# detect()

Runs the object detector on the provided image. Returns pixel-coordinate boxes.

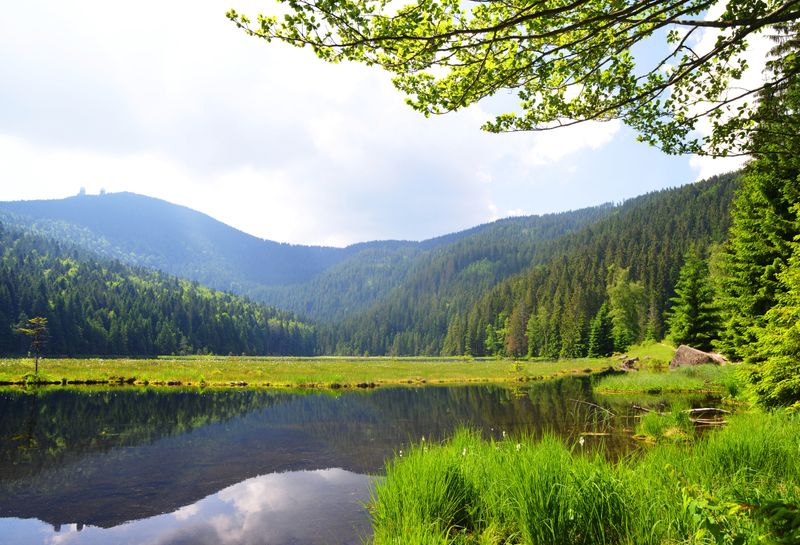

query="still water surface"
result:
[0,379,715,544]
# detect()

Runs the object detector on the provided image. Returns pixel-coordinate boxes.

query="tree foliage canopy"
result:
[228,0,800,156]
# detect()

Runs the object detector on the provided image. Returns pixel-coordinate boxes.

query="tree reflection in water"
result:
[0,379,714,544]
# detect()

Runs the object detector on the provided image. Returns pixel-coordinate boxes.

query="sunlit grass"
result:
[0,356,610,389]
[594,364,744,395]
[370,412,800,544]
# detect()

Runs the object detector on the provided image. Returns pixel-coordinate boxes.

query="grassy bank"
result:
[370,412,800,545]
[0,356,611,389]
[594,363,745,396]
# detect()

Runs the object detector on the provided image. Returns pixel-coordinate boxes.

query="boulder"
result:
[670,345,725,368]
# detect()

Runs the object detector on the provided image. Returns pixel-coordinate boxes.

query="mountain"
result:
[0,192,615,323]
[319,173,740,356]
[260,207,615,322]
[0,174,740,358]
[0,192,352,291]
[0,224,315,356]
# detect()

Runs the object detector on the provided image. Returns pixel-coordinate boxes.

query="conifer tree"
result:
[607,266,645,352]
[666,251,721,351]
[587,303,614,358]
[717,24,800,363]
[505,303,529,359]
[526,309,544,358]
[750,225,800,407]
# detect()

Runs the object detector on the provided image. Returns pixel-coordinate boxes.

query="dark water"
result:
[0,379,716,544]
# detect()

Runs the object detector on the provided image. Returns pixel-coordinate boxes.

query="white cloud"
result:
[689,154,748,181]
[523,121,622,166]
[0,0,689,246]
[172,503,200,522]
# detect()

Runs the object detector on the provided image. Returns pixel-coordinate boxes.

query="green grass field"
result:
[369,412,800,545]
[594,363,745,396]
[0,355,612,389]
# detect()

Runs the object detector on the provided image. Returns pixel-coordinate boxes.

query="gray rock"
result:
[670,345,726,368]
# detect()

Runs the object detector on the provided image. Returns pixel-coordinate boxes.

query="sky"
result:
[0,1,758,247]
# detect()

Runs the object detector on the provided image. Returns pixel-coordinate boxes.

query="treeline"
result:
[318,175,738,356]
[0,225,315,356]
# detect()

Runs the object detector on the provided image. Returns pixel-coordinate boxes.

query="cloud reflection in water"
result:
[11,468,372,545]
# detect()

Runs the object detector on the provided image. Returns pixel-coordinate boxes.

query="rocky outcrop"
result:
[670,345,727,368]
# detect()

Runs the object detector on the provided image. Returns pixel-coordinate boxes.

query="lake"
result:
[0,379,717,544]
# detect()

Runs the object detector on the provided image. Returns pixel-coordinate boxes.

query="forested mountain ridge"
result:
[0,192,615,324]
[1,175,739,358]
[0,192,352,292]
[263,206,616,322]
[0,223,315,356]
[319,174,740,356]
[450,174,740,358]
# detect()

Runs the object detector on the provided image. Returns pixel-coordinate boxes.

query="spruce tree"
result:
[587,303,614,358]
[607,266,645,352]
[717,24,800,363]
[751,227,800,407]
[743,24,800,405]
[665,251,720,351]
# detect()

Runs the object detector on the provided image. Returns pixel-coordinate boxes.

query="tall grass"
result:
[594,364,744,395]
[371,431,631,545]
[369,412,800,545]
[634,402,694,442]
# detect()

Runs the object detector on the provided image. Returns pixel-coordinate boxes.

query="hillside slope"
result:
[262,206,614,322]
[0,223,314,356]
[0,192,348,291]
[0,192,614,324]
[321,174,740,356]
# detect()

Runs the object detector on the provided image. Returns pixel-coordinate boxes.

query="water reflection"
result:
[3,468,371,545]
[0,380,719,544]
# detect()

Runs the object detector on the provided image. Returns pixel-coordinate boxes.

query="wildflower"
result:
[516,443,521,451]
[578,436,585,447]
[399,449,403,457]
[462,448,466,457]
[502,430,507,439]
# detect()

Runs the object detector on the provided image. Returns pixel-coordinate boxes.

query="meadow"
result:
[0,355,612,389]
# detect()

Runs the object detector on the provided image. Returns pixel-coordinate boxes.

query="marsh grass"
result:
[371,431,629,545]
[370,412,800,545]
[594,364,744,395]
[634,402,694,442]
[0,356,609,389]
